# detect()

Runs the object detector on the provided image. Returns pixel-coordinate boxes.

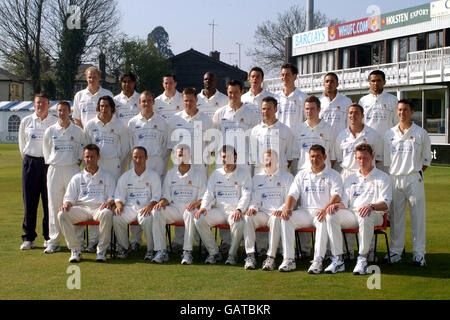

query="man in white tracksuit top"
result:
[326,143,392,275]
[279,144,343,273]
[197,72,228,119]
[43,101,85,254]
[243,149,294,271]
[194,145,252,265]
[58,144,115,263]
[383,99,431,266]
[151,145,207,265]
[113,146,161,261]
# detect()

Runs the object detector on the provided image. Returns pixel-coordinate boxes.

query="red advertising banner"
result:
[329,16,380,41]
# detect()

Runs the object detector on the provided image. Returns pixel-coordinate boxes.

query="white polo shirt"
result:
[43,122,85,166]
[114,168,161,208]
[128,112,169,158]
[197,90,228,119]
[19,113,58,158]
[72,87,114,127]
[114,91,141,125]
[162,166,207,207]
[358,91,399,137]
[84,116,129,161]
[319,92,352,136]
[275,88,308,132]
[64,168,116,206]
[200,167,252,213]
[383,123,431,176]
[242,88,276,106]
[288,166,343,210]
[334,125,383,171]
[249,170,294,213]
[250,120,294,172]
[293,120,335,171]
[154,91,184,121]
[342,167,392,211]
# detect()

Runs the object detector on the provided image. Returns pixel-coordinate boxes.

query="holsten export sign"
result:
[329,16,380,41]
[292,27,328,49]
[381,3,430,30]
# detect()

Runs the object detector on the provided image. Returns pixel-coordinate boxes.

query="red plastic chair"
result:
[75,220,114,258]
[295,227,316,258]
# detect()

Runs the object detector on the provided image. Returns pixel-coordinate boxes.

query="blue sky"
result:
[117,0,429,74]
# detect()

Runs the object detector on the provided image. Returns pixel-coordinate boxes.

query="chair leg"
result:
[166,225,173,253]
[373,232,379,262]
[110,226,115,259]
[296,231,302,259]
[343,232,350,260]
[384,232,391,264]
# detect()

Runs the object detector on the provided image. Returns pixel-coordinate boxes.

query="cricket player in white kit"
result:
[318,72,352,138]
[279,144,343,273]
[383,99,431,266]
[154,74,184,122]
[326,144,392,275]
[151,145,207,265]
[243,149,294,271]
[128,91,169,177]
[113,147,161,261]
[197,72,228,119]
[43,101,85,254]
[194,145,252,265]
[72,66,113,129]
[358,70,398,172]
[334,103,383,180]
[58,144,115,262]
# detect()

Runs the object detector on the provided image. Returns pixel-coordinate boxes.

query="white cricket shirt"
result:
[154,91,184,121]
[114,91,141,125]
[19,113,58,158]
[383,123,431,176]
[342,167,392,211]
[249,170,294,213]
[358,91,398,137]
[288,166,343,210]
[197,90,228,119]
[128,112,169,157]
[334,125,382,171]
[319,92,352,136]
[275,88,308,132]
[72,86,114,127]
[293,120,335,171]
[114,168,161,208]
[43,122,85,166]
[162,166,207,207]
[200,167,252,213]
[64,168,116,206]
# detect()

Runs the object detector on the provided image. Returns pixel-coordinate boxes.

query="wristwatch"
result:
[369,203,375,210]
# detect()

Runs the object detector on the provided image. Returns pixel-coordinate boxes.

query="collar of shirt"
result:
[176,166,193,179]
[83,86,105,97]
[219,167,238,179]
[305,119,325,130]
[161,91,181,103]
[54,121,73,132]
[94,115,113,127]
[138,112,157,123]
[356,167,377,180]
[83,168,102,180]
[199,90,219,101]
[180,110,201,121]
[394,122,416,138]
[265,169,281,180]
[306,166,328,178]
[119,91,139,103]
[32,112,51,122]
[320,92,341,104]
[261,120,280,129]
[131,168,149,181]
[280,88,301,99]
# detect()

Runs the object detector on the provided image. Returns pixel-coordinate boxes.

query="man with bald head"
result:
[197,72,228,119]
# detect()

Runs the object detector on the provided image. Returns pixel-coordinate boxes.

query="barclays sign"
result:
[292,27,328,49]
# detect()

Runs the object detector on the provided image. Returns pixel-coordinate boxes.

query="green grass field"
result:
[0,143,449,300]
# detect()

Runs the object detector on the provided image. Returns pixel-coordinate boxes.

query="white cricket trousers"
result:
[327,209,383,256]
[47,164,80,247]
[112,205,153,252]
[58,205,112,253]
[390,172,426,257]
[244,211,281,258]
[194,208,244,256]
[280,208,328,260]
[152,204,196,252]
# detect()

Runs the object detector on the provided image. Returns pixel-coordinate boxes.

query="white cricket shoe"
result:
[413,255,426,267]
[96,251,107,262]
[144,251,154,261]
[20,241,35,250]
[262,256,276,271]
[353,256,368,275]
[44,245,61,254]
[69,250,81,263]
[152,250,169,264]
[308,257,324,274]
[383,252,402,264]
[225,254,237,265]
[181,251,193,265]
[278,258,296,272]
[325,256,345,274]
[204,252,222,264]
[244,254,256,270]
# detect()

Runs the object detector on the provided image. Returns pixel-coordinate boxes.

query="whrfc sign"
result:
[381,3,431,30]
[328,16,380,41]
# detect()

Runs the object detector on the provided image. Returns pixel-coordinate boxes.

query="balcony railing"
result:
[263,47,450,94]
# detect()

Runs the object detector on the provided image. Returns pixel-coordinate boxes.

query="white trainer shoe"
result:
[44,245,61,254]
[225,254,237,265]
[262,256,276,271]
[144,251,154,261]
[413,255,426,267]
[205,253,222,264]
[69,250,82,263]
[308,257,324,274]
[20,241,35,250]
[116,247,128,259]
[96,251,107,262]
[382,252,402,264]
[325,256,345,274]
[83,242,97,253]
[152,250,169,264]
[43,240,50,248]
[278,258,296,272]
[353,256,368,275]
[244,254,256,270]
[181,251,193,265]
